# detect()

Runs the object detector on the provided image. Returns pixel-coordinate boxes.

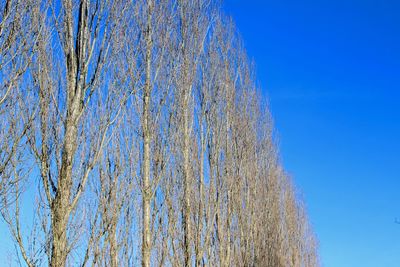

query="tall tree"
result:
[1,0,127,265]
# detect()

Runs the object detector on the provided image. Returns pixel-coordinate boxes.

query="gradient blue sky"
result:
[224,0,400,266]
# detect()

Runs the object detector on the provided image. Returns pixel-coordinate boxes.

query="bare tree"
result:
[0,1,320,266]
[172,1,214,265]
[1,0,128,266]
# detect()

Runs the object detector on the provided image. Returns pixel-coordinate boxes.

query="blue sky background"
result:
[224,0,400,266]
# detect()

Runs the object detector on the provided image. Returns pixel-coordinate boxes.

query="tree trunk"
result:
[50,110,78,266]
[110,219,118,267]
[183,89,192,266]
[142,1,153,266]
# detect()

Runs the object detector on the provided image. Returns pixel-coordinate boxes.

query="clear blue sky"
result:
[224,0,400,266]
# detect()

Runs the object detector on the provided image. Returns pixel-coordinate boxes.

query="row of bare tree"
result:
[0,0,319,266]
